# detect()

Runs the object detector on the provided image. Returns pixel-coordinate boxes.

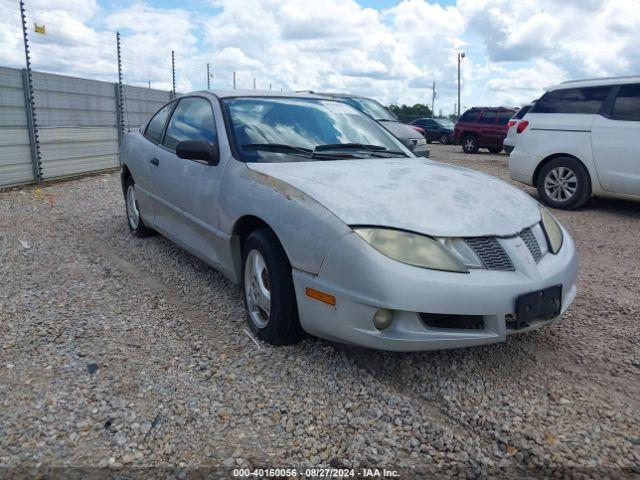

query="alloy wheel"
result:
[244,249,271,329]
[544,166,578,202]
[126,185,140,229]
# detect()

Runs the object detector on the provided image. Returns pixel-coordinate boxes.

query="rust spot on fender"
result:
[245,168,308,203]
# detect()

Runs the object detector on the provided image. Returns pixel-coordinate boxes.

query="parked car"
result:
[454,107,517,154]
[120,90,578,351]
[410,118,455,144]
[308,92,430,157]
[509,76,640,209]
[503,104,533,154]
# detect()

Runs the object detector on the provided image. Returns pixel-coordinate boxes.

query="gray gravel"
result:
[1,144,639,478]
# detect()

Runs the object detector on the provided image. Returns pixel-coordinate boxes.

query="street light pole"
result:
[457,52,465,118]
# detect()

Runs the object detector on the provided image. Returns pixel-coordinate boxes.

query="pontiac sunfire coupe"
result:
[120,91,579,351]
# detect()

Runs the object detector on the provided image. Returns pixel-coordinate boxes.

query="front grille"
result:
[420,313,485,330]
[520,227,543,263]
[465,237,515,271]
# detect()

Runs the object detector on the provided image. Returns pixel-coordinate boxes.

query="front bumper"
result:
[292,228,579,352]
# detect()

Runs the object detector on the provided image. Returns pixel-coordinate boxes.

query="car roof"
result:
[192,89,328,100]
[546,75,640,91]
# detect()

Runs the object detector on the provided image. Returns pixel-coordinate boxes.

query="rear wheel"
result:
[537,157,591,210]
[242,229,303,345]
[488,146,502,154]
[462,135,479,154]
[124,177,154,237]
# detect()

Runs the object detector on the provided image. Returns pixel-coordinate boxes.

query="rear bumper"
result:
[508,147,537,186]
[292,229,579,352]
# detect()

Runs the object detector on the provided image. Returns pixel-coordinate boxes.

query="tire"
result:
[488,146,502,154]
[461,134,479,154]
[440,134,449,145]
[242,228,303,345]
[124,177,155,237]
[536,157,591,210]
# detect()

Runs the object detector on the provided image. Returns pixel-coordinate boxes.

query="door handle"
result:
[150,157,159,166]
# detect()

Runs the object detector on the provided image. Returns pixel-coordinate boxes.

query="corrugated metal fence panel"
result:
[123,85,171,131]
[32,71,117,127]
[39,127,119,179]
[0,67,34,188]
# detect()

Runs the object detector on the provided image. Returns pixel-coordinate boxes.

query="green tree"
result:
[387,103,433,123]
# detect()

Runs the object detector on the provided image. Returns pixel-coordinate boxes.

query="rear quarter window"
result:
[498,110,515,125]
[611,84,640,121]
[458,110,478,122]
[532,86,611,114]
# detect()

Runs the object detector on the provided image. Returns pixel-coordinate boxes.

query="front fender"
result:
[219,159,352,278]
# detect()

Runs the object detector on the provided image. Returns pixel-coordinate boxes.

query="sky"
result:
[1,0,639,115]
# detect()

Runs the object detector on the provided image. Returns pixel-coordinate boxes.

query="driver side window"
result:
[163,97,217,151]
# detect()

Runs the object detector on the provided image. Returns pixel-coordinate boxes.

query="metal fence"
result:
[0,66,172,189]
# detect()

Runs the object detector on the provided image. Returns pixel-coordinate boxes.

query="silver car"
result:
[120,91,579,351]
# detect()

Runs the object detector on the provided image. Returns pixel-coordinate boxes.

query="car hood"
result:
[378,120,423,141]
[248,158,541,238]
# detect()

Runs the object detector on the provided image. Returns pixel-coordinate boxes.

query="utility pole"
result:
[253,77,256,90]
[457,52,465,118]
[207,63,211,89]
[171,50,176,98]
[233,71,236,89]
[431,80,436,118]
[269,83,272,91]
[20,0,42,182]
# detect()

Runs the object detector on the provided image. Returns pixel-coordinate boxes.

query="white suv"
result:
[509,76,640,209]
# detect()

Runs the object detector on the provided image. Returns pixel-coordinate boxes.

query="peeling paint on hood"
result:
[248,158,541,238]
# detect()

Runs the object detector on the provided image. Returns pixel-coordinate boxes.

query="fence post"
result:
[20,0,42,182]
[171,50,176,99]
[115,32,125,147]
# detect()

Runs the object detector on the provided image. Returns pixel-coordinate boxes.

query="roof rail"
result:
[560,75,640,84]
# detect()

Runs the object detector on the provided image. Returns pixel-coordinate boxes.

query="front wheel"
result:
[462,135,479,154]
[440,134,450,145]
[242,229,304,345]
[537,157,591,210]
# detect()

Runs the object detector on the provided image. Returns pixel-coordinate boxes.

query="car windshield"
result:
[338,96,397,121]
[435,119,454,128]
[224,97,409,162]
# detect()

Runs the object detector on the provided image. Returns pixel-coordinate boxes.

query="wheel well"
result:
[233,215,272,251]
[532,153,586,186]
[231,215,291,284]
[120,164,132,195]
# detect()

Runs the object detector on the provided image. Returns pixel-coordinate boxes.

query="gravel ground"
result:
[1,144,639,478]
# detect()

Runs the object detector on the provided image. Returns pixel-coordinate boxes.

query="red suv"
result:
[454,107,517,154]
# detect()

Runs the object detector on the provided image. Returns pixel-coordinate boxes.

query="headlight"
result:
[416,138,427,146]
[540,207,563,254]
[354,228,468,273]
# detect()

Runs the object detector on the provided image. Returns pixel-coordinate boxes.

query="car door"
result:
[477,109,501,146]
[136,101,176,221]
[150,96,227,266]
[591,84,640,196]
[422,119,439,141]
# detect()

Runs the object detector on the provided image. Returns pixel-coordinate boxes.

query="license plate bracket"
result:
[515,285,562,329]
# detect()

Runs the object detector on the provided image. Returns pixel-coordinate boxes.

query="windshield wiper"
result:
[314,143,408,157]
[240,143,313,157]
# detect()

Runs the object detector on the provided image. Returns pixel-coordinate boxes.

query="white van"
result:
[509,76,640,209]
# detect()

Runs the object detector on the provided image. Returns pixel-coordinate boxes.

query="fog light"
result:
[373,308,393,330]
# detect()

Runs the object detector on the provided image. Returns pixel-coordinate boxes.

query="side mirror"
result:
[176,139,219,166]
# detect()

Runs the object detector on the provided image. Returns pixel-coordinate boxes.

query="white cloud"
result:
[0,0,638,114]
